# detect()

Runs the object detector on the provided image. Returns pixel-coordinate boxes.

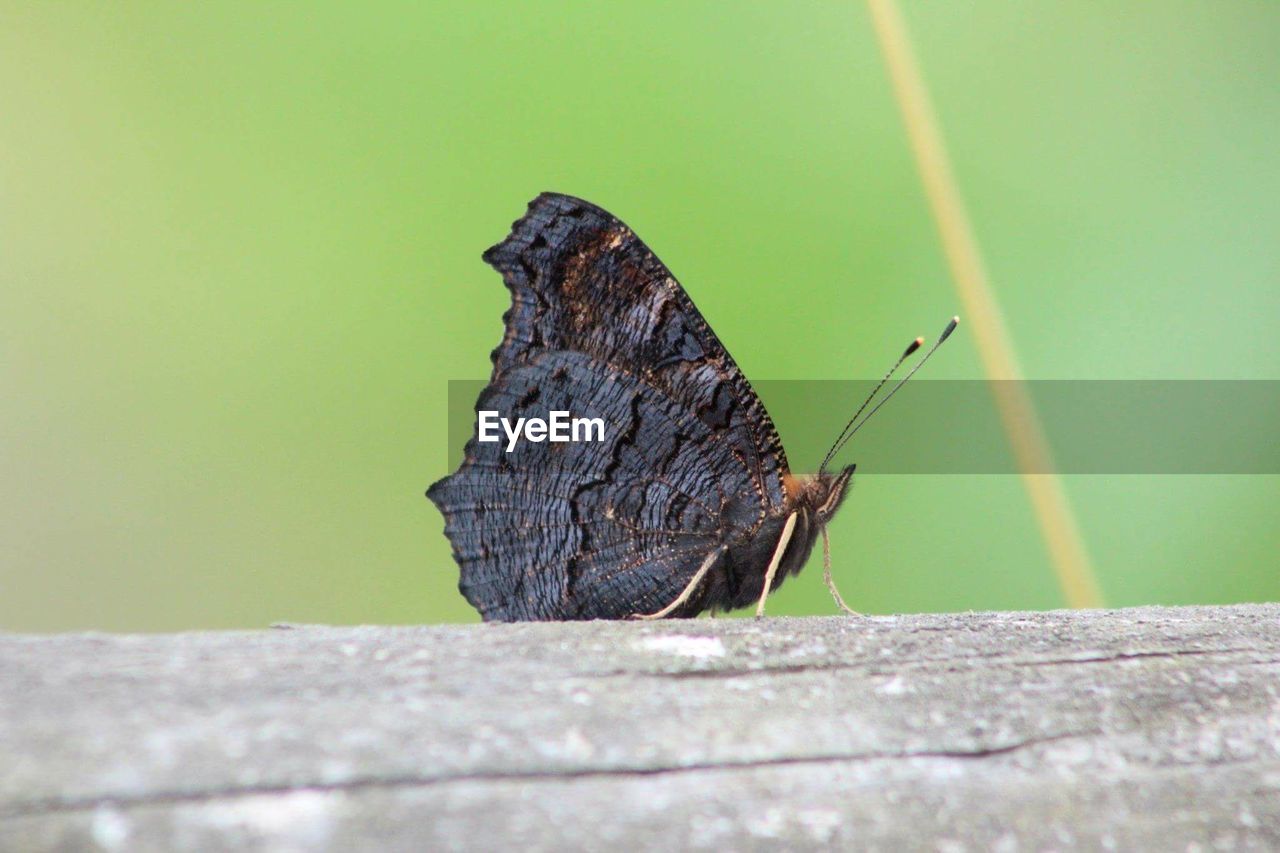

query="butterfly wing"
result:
[429,193,788,620]
[483,193,788,488]
[432,351,767,620]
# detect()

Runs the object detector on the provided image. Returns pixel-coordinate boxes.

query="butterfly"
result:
[427,193,955,621]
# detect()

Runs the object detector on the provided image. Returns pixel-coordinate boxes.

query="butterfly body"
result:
[428,193,856,622]
[707,467,855,614]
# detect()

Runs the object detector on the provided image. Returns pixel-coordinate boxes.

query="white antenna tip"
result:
[938,316,959,343]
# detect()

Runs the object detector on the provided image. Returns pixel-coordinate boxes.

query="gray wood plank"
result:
[2,605,1278,850]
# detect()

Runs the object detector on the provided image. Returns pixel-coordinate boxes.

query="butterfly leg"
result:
[754,512,798,618]
[632,544,729,620]
[821,526,861,616]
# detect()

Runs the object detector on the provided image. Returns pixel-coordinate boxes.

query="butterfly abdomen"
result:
[717,510,819,611]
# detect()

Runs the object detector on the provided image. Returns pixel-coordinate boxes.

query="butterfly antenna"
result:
[819,335,923,473]
[822,316,959,469]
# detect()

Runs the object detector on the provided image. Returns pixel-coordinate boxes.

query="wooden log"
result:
[2,605,1278,850]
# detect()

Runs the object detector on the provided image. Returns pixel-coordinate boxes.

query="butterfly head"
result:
[785,464,856,526]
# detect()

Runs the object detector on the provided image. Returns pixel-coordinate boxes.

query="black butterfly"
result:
[428,193,955,621]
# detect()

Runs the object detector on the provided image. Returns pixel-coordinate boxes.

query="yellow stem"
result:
[865,0,1105,608]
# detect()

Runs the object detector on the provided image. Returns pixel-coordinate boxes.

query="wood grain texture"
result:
[3,605,1279,850]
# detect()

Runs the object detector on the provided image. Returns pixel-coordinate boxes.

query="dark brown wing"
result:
[430,350,765,620]
[429,193,788,620]
[482,193,788,490]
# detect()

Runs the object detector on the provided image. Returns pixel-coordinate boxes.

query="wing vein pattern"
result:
[429,193,787,620]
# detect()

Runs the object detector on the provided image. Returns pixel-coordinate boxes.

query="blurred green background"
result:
[2,2,1277,632]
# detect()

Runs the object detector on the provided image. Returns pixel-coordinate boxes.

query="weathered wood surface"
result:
[2,605,1279,851]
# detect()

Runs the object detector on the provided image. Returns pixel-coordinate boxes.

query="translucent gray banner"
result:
[443,380,1280,474]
